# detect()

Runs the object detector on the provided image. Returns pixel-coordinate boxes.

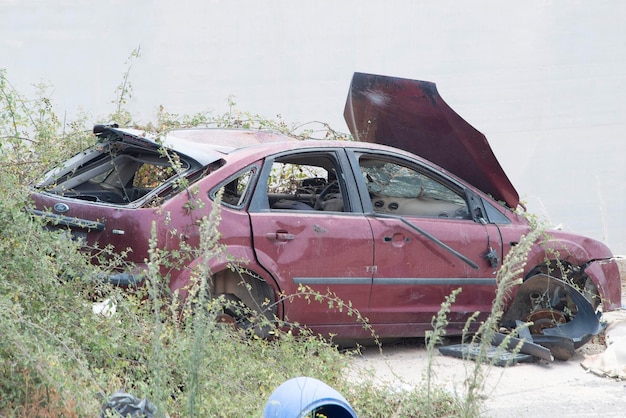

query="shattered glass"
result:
[362,162,424,198]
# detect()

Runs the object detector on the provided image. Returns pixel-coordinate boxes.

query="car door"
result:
[349,150,503,335]
[248,149,375,333]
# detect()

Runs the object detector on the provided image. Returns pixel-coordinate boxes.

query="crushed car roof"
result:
[343,72,520,208]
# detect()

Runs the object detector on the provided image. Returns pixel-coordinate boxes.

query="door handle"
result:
[265,231,295,242]
[383,233,410,246]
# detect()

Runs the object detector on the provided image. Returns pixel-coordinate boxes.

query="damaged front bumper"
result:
[584,257,623,311]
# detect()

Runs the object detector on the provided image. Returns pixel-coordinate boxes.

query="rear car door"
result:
[248,149,375,335]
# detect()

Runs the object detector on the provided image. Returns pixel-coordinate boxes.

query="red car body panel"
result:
[367,216,500,326]
[250,211,374,325]
[585,259,622,311]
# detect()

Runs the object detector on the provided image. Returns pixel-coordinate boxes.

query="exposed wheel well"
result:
[212,269,278,323]
[525,259,600,309]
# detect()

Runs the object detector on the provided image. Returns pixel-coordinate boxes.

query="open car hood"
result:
[344,72,519,208]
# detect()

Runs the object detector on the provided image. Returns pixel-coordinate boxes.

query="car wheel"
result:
[215,293,253,329]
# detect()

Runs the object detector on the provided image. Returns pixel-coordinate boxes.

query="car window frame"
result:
[37,141,205,208]
[482,198,512,225]
[209,163,261,210]
[248,148,362,214]
[346,148,475,221]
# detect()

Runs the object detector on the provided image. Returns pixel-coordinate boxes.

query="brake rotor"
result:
[527,309,567,335]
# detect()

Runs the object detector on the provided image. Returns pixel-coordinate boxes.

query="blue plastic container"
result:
[263,376,358,418]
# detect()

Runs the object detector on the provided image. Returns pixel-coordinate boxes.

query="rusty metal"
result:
[216,314,238,327]
[527,309,567,335]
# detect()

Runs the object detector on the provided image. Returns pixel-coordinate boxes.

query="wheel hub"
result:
[527,309,567,335]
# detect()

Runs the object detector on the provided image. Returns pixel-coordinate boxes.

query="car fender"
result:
[522,235,621,310]
[525,236,592,270]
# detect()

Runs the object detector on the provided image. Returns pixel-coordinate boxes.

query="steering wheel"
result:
[313,182,340,210]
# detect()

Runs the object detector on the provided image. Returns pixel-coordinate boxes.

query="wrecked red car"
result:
[30,73,622,355]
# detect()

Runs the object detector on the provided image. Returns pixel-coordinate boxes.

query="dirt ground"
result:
[347,259,626,417]
[349,338,625,417]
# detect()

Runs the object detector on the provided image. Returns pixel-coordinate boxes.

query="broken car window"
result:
[359,157,470,219]
[218,167,257,208]
[38,143,191,205]
[265,154,346,212]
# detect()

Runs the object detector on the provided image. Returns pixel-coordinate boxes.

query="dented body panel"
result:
[366,216,499,327]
